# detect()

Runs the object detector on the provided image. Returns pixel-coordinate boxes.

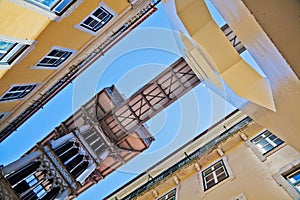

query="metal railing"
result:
[121,117,252,200]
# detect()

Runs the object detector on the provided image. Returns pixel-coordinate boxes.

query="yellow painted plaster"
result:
[0,0,50,40]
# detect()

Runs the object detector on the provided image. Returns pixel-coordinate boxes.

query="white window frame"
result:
[202,159,229,191]
[75,2,116,35]
[0,35,33,69]
[31,46,75,70]
[246,129,285,162]
[8,0,83,21]
[0,83,39,102]
[273,158,300,199]
[25,0,75,15]
[156,187,177,200]
[286,169,300,193]
[199,157,234,196]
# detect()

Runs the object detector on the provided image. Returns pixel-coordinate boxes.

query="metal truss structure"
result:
[101,58,200,142]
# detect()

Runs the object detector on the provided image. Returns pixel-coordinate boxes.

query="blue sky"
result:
[0,1,266,199]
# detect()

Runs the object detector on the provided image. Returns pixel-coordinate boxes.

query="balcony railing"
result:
[121,116,253,200]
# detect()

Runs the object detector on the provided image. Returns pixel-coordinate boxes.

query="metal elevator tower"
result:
[0,58,200,200]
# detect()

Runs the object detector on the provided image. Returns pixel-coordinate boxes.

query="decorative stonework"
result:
[44,150,75,188]
[0,170,20,200]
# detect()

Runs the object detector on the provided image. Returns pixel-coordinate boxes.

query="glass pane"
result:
[103,14,112,24]
[0,41,14,51]
[40,58,51,64]
[48,50,59,57]
[48,58,57,64]
[90,21,98,29]
[269,134,277,141]
[168,189,176,196]
[256,139,269,148]
[33,184,43,193]
[289,171,300,183]
[0,42,27,65]
[205,174,214,182]
[215,167,225,176]
[54,0,73,13]
[261,144,273,154]
[54,50,65,57]
[214,161,222,169]
[274,138,284,146]
[83,17,94,27]
[252,135,264,144]
[1,85,36,101]
[159,189,176,200]
[93,8,104,18]
[9,86,20,92]
[2,93,13,99]
[264,131,272,137]
[203,168,212,176]
[26,175,35,182]
[53,59,63,66]
[20,85,30,91]
[98,12,107,21]
[217,171,227,182]
[287,169,300,193]
[28,178,38,187]
[36,187,47,198]
[34,0,57,8]
[293,172,300,182]
[94,22,105,31]
[11,92,22,98]
[61,52,71,59]
[206,179,215,189]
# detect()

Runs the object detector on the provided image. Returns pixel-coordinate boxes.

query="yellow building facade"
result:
[106,110,300,200]
[0,0,158,141]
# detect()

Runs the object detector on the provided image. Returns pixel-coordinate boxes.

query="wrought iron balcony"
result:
[121,116,253,200]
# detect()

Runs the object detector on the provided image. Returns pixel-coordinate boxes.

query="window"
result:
[25,174,39,187]
[157,188,176,200]
[25,0,76,16]
[246,130,284,162]
[273,158,300,199]
[80,6,113,32]
[286,168,300,194]
[202,160,229,190]
[33,184,47,198]
[0,39,29,65]
[75,2,116,35]
[0,84,37,102]
[35,47,73,68]
[251,130,284,155]
[21,174,48,199]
